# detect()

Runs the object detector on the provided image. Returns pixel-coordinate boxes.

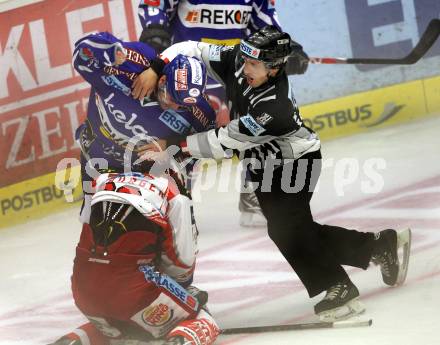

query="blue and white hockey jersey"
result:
[73,32,216,172]
[138,0,281,46]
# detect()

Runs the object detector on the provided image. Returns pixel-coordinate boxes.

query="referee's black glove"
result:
[139,24,171,54]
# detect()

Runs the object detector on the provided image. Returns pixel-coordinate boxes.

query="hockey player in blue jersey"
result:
[138,0,281,49]
[137,0,309,226]
[73,32,216,222]
[137,0,309,75]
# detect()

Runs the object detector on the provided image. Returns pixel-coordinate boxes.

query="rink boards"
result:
[300,75,440,140]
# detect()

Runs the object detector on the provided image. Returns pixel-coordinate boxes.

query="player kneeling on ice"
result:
[48,172,220,345]
[131,25,412,322]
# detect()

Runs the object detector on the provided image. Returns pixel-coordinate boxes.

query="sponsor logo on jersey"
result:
[79,47,99,68]
[125,48,151,68]
[131,293,191,338]
[79,47,94,61]
[175,69,188,91]
[159,110,191,135]
[185,10,198,23]
[178,3,252,29]
[255,112,273,126]
[95,93,153,146]
[240,115,266,136]
[101,75,131,96]
[139,265,199,312]
[185,8,251,26]
[240,41,260,58]
[142,304,174,327]
[208,45,223,61]
[104,65,137,80]
[188,58,203,85]
[191,105,211,129]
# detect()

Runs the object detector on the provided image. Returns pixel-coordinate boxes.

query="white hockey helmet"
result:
[91,172,169,225]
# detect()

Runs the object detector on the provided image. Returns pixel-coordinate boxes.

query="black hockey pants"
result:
[253,149,376,297]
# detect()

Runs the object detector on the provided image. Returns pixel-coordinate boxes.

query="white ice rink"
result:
[1,116,440,345]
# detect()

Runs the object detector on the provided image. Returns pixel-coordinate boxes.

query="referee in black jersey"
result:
[133,26,409,321]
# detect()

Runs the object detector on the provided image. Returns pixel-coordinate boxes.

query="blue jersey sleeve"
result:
[249,0,282,33]
[138,0,177,29]
[73,32,156,91]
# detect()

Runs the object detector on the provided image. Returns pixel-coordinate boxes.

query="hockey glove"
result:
[139,24,171,54]
[285,40,309,75]
[186,285,209,308]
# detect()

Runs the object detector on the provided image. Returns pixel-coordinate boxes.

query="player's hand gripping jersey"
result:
[158,41,320,168]
[73,32,216,171]
[138,0,281,47]
[71,172,220,344]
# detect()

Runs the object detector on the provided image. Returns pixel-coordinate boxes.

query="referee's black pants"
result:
[253,149,376,297]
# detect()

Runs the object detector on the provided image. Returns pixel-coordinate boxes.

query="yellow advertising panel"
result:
[0,166,82,228]
[424,75,440,115]
[300,79,429,140]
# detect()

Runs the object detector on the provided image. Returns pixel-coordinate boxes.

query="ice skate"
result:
[314,280,365,322]
[372,228,411,286]
[239,191,267,227]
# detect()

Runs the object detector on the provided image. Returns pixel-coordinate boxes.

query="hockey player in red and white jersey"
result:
[48,172,220,345]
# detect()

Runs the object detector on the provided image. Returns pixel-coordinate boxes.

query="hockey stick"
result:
[221,318,372,335]
[308,18,440,65]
